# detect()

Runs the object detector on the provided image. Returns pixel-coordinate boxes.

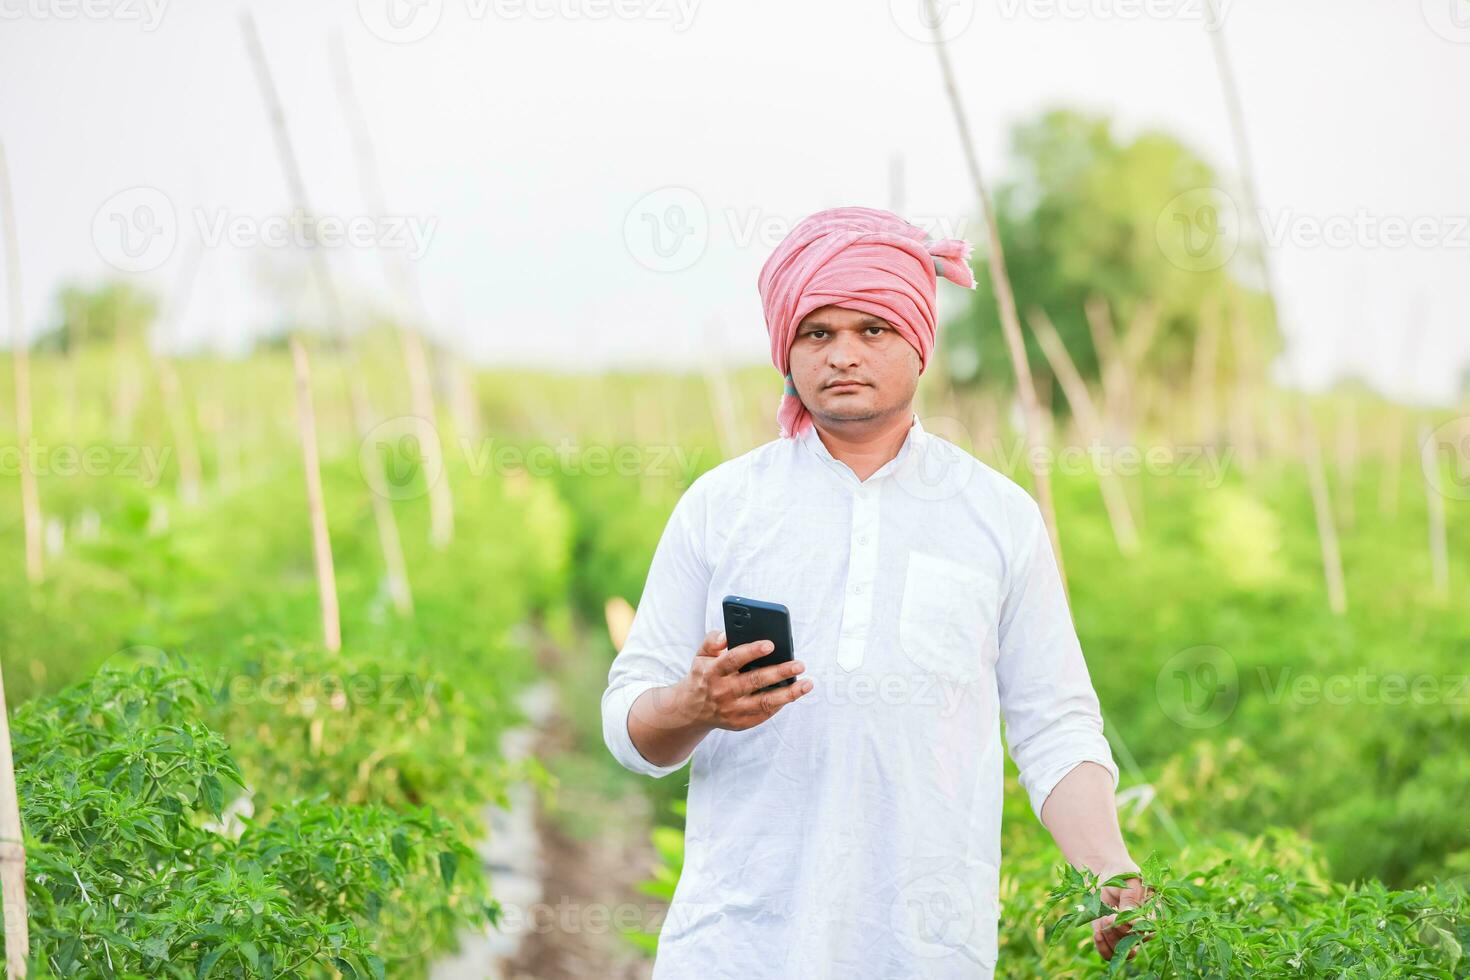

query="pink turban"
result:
[757,206,976,439]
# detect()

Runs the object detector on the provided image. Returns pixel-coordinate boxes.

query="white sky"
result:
[0,0,1466,403]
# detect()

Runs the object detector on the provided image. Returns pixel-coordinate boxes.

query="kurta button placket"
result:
[836,479,882,671]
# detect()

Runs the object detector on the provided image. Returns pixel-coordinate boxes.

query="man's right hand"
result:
[625,630,813,769]
[678,629,812,732]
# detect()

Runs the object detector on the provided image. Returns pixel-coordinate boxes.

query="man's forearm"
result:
[1039,761,1137,877]
[627,682,714,768]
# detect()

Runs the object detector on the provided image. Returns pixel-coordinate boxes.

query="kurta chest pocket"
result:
[898,550,999,684]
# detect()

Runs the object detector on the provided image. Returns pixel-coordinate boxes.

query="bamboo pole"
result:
[0,650,28,978]
[1225,288,1259,472]
[0,145,31,975]
[0,143,41,587]
[1116,300,1161,436]
[1029,309,1140,554]
[448,357,482,446]
[241,13,413,617]
[925,0,1066,585]
[888,152,906,217]
[1335,398,1358,532]
[1383,303,1428,519]
[702,362,742,461]
[1419,420,1450,598]
[1379,412,1403,520]
[154,235,204,506]
[1205,0,1346,612]
[1302,406,1348,614]
[1120,300,1162,378]
[1191,294,1222,441]
[632,389,659,502]
[329,35,454,550]
[290,337,343,651]
[700,319,745,460]
[1085,294,1128,439]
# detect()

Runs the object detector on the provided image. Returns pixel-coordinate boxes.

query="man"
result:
[602,206,1146,978]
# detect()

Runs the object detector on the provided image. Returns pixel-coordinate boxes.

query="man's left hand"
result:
[1092,868,1152,963]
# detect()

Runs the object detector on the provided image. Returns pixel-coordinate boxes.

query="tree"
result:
[34,280,158,353]
[944,108,1278,399]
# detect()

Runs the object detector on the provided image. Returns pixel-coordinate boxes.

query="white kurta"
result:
[601,412,1119,979]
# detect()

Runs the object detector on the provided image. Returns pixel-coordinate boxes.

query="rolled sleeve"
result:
[995,496,1120,823]
[601,678,693,778]
[601,478,711,779]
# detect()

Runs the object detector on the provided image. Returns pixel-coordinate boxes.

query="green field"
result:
[0,343,1466,977]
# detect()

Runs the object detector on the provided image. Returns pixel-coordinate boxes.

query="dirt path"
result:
[502,716,661,980]
[501,621,663,980]
[431,622,665,980]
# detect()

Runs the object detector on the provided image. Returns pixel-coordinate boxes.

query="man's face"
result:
[787,305,920,428]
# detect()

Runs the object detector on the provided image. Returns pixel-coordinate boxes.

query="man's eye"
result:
[809,330,826,339]
[865,326,885,335]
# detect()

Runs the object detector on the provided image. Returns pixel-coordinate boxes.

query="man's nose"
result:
[826,332,862,367]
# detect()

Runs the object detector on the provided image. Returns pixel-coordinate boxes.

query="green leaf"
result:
[200,773,223,818]
[1108,932,1142,976]
[197,945,227,979]
[238,941,260,970]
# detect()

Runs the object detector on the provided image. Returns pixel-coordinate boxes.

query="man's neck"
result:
[811,407,915,483]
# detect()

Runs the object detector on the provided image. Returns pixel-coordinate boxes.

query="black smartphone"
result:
[721,595,796,693]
